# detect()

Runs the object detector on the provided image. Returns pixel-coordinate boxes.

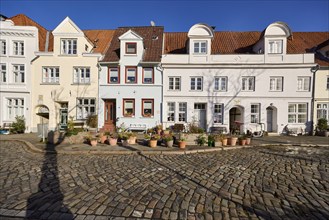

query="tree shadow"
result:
[25,132,74,220]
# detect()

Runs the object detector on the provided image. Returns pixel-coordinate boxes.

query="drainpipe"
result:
[310,64,319,135]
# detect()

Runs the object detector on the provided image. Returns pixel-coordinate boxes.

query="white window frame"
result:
[125,67,137,83]
[242,76,255,91]
[250,104,260,123]
[288,103,308,123]
[317,103,329,122]
[194,41,207,54]
[7,98,24,120]
[13,41,24,56]
[214,77,227,91]
[76,98,96,120]
[269,76,283,91]
[61,39,77,55]
[190,77,203,91]
[268,40,283,54]
[13,64,25,83]
[42,67,59,83]
[0,40,6,55]
[297,77,310,91]
[214,104,224,124]
[168,77,181,91]
[178,102,187,122]
[1,63,7,83]
[73,67,90,84]
[167,102,175,122]
[123,99,135,117]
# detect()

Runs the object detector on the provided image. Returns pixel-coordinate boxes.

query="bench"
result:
[210,126,228,134]
[2,123,12,130]
[127,123,147,133]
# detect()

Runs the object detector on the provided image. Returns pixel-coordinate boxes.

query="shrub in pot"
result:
[108,132,118,146]
[316,118,329,137]
[196,134,207,146]
[178,137,186,149]
[149,134,160,148]
[163,134,174,147]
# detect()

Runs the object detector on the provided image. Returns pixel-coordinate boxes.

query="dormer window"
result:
[126,43,137,54]
[61,39,77,55]
[194,41,207,54]
[268,40,283,54]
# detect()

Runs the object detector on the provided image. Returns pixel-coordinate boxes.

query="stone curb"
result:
[3,139,329,156]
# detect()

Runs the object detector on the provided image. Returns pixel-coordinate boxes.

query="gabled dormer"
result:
[187,23,214,62]
[118,29,144,62]
[52,17,94,56]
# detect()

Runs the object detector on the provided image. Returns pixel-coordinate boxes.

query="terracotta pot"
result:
[109,138,118,146]
[229,137,238,146]
[240,139,246,146]
[245,138,251,145]
[128,136,136,145]
[149,139,157,148]
[178,141,186,149]
[222,138,228,146]
[90,139,97,147]
[100,135,107,144]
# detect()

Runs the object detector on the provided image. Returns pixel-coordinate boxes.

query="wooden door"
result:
[104,100,116,127]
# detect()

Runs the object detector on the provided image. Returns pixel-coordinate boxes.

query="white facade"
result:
[162,23,317,134]
[99,29,163,131]
[314,67,329,125]
[30,17,101,132]
[0,19,39,132]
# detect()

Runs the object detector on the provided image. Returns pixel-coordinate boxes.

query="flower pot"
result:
[245,138,251,145]
[239,139,246,146]
[166,140,174,148]
[128,136,136,145]
[90,139,98,147]
[229,137,238,146]
[178,141,186,149]
[109,138,118,146]
[122,140,129,146]
[149,139,157,148]
[221,138,228,146]
[100,135,107,144]
[214,141,222,147]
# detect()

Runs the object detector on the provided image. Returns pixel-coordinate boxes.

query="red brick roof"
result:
[83,30,115,54]
[164,31,329,65]
[102,26,164,62]
[8,14,51,52]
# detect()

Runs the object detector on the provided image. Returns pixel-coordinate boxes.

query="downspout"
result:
[310,64,319,135]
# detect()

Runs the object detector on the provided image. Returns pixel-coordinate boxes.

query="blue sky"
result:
[1,0,328,32]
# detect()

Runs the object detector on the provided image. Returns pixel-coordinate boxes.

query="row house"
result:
[98,26,164,131]
[30,17,113,132]
[162,22,327,134]
[313,40,329,127]
[0,14,39,132]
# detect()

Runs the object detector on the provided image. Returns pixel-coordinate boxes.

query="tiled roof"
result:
[102,26,164,62]
[164,31,329,66]
[8,14,51,52]
[83,30,115,54]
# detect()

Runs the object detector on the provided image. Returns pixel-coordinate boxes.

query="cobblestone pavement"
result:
[1,141,329,219]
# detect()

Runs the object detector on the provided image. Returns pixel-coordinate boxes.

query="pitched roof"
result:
[83,30,115,54]
[102,26,164,62]
[164,31,329,66]
[8,14,50,52]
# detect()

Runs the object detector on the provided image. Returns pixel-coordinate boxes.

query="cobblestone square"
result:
[1,140,328,219]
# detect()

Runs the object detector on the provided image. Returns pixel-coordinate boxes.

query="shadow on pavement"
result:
[25,132,74,220]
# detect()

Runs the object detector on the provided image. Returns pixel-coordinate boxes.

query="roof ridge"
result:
[9,13,49,32]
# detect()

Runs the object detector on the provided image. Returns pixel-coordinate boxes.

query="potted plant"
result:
[84,134,98,146]
[218,134,228,146]
[196,134,207,146]
[178,137,186,149]
[86,114,98,134]
[119,132,130,146]
[316,118,329,137]
[108,132,118,146]
[239,135,247,146]
[99,132,108,144]
[156,124,163,135]
[128,132,137,144]
[163,134,174,147]
[143,134,151,146]
[208,134,215,147]
[149,134,160,148]
[228,135,238,146]
[213,134,223,147]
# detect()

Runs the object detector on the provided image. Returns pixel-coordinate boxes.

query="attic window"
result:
[152,35,158,40]
[85,45,89,52]
[194,41,207,54]
[126,43,137,54]
[268,40,283,54]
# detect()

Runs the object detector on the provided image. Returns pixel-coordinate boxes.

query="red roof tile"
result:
[102,26,164,62]
[83,30,115,54]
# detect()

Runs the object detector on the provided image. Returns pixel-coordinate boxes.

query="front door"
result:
[194,103,207,130]
[266,107,273,132]
[104,100,116,129]
[59,108,68,130]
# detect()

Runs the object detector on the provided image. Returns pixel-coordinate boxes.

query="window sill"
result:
[72,83,91,85]
[9,55,25,58]
[142,116,154,118]
[41,83,60,85]
[123,115,135,118]
[125,54,137,56]
[59,54,78,57]
[269,90,283,92]
[168,90,181,92]
[214,90,227,92]
[296,90,310,92]
[241,90,255,92]
[189,90,203,92]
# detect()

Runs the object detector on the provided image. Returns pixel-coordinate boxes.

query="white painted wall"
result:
[0,19,39,132]
[314,68,329,124]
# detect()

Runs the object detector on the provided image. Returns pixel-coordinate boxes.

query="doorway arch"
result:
[229,106,244,134]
